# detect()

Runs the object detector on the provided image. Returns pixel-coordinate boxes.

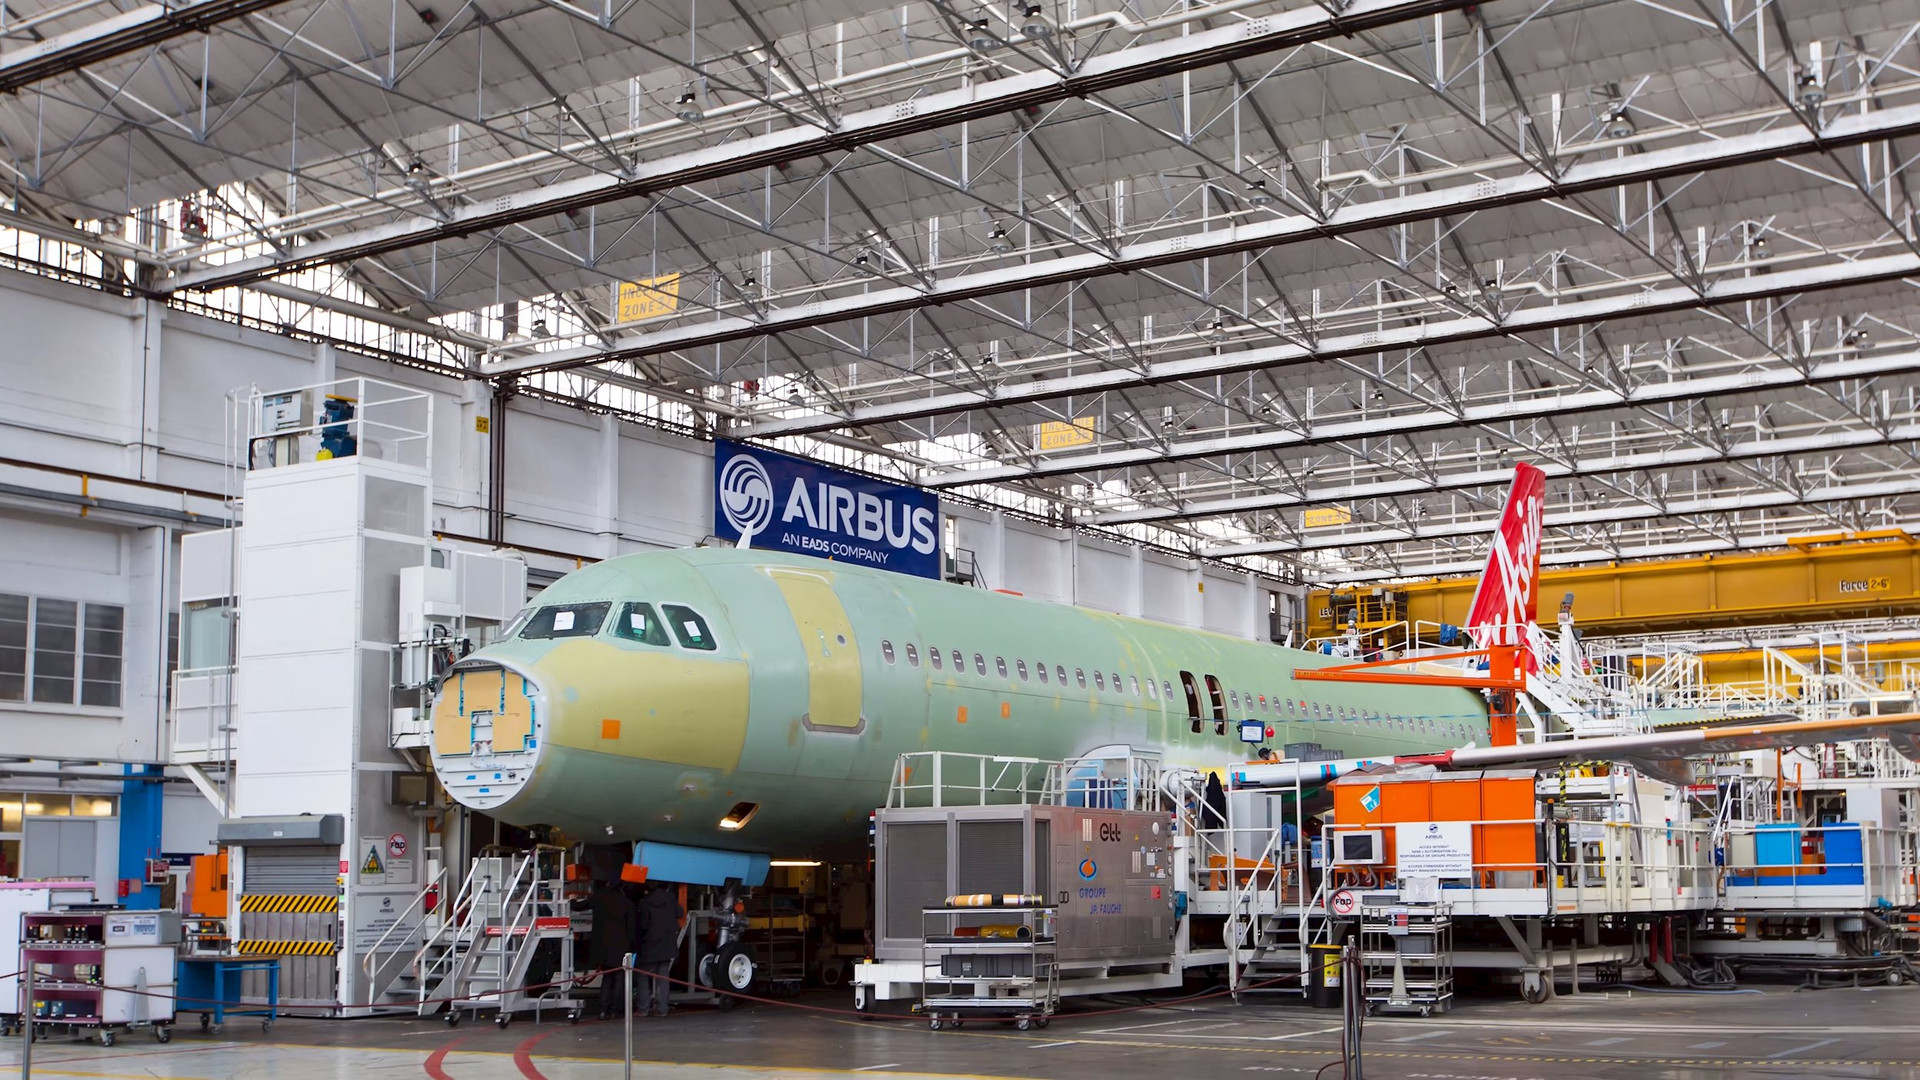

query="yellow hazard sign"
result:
[362,847,384,875]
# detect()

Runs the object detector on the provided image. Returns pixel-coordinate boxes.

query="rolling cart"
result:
[919,905,1058,1031]
[1360,904,1453,1017]
[175,956,280,1034]
[21,910,178,1046]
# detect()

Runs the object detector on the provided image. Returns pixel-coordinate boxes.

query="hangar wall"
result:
[0,265,1300,883]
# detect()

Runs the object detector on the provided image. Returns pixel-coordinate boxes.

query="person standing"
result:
[588,880,637,1020]
[633,882,684,1017]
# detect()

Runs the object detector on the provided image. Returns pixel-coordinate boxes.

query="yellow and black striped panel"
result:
[240,894,339,914]
[235,939,337,956]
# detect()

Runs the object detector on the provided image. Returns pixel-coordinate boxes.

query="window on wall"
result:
[0,594,26,702]
[1094,672,1105,692]
[974,653,987,676]
[1016,660,1029,681]
[930,648,943,671]
[882,641,896,664]
[0,596,124,708]
[906,644,920,667]
[996,657,1009,678]
[1037,663,1049,685]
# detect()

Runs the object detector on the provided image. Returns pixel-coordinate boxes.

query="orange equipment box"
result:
[1331,770,1540,886]
[189,850,229,917]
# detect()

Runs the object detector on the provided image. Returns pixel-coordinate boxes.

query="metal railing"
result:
[362,862,450,1005]
[1720,822,1920,908]
[1321,818,1722,913]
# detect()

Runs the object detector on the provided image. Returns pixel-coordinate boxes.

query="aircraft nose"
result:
[431,661,544,812]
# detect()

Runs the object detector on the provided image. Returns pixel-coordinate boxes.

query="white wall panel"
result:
[614,427,711,551]
[1001,526,1067,602]
[161,789,221,857]
[1073,539,1133,616]
[0,271,139,472]
[1142,558,1194,628]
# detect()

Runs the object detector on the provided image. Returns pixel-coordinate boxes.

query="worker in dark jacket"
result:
[633,882,684,1017]
[588,881,637,1019]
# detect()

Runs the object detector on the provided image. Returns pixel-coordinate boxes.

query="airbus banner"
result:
[713,439,942,578]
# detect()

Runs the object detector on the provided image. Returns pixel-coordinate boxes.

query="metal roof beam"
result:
[160,0,1473,294]
[457,101,1920,386]
[1094,416,1920,525]
[0,0,294,92]
[932,347,1920,489]
[1203,473,1920,557]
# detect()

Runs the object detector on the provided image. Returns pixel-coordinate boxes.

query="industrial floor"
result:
[9,984,1920,1080]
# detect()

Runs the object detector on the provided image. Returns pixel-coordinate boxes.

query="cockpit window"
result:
[518,602,611,639]
[499,606,534,640]
[613,602,671,646]
[662,604,717,651]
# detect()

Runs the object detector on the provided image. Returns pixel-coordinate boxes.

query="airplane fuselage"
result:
[429,548,1491,856]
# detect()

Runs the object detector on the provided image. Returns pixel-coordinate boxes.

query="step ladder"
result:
[406,845,579,1026]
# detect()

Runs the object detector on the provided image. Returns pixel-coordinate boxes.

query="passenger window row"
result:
[874,639,1472,741]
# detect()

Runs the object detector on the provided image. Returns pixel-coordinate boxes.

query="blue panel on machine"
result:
[712,438,941,578]
[632,841,771,887]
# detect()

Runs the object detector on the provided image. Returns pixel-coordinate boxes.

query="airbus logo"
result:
[718,453,776,539]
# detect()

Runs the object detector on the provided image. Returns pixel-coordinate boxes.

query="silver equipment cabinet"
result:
[1360,904,1453,1017]
[919,906,1058,1031]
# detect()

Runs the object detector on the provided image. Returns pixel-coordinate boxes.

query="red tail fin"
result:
[1464,463,1546,651]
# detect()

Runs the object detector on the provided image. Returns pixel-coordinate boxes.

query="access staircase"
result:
[1169,769,1318,999]
[366,845,577,1025]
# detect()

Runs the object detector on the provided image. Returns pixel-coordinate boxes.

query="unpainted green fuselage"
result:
[429,548,1490,857]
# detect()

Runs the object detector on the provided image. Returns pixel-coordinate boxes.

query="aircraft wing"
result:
[1233,712,1920,789]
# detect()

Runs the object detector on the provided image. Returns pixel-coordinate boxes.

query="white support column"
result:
[1128,546,1145,618]
[132,300,164,481]
[987,511,1006,593]
[599,415,620,559]
[123,525,170,762]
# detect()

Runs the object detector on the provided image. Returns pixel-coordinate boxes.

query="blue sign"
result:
[1359,785,1382,813]
[713,439,941,578]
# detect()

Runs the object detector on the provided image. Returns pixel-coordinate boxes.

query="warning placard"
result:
[357,836,386,884]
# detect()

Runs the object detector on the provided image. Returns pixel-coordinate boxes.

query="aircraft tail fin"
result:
[1463,463,1547,655]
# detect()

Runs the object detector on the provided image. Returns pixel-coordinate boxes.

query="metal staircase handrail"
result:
[362,862,450,993]
[408,856,494,1010]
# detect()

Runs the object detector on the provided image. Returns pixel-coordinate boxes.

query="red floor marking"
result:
[425,1034,469,1080]
[513,1026,561,1080]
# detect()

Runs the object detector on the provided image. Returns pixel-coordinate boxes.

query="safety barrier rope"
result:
[9,959,1309,1024]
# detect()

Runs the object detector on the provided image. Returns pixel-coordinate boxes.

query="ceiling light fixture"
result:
[1247,179,1274,206]
[676,87,705,123]
[1798,71,1826,108]
[1604,105,1633,139]
[967,17,999,51]
[738,273,761,300]
[1020,3,1051,39]
[987,223,1013,254]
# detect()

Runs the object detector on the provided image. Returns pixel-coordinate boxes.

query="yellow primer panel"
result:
[431,684,473,756]
[765,567,865,731]
[542,639,750,769]
[431,667,535,756]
